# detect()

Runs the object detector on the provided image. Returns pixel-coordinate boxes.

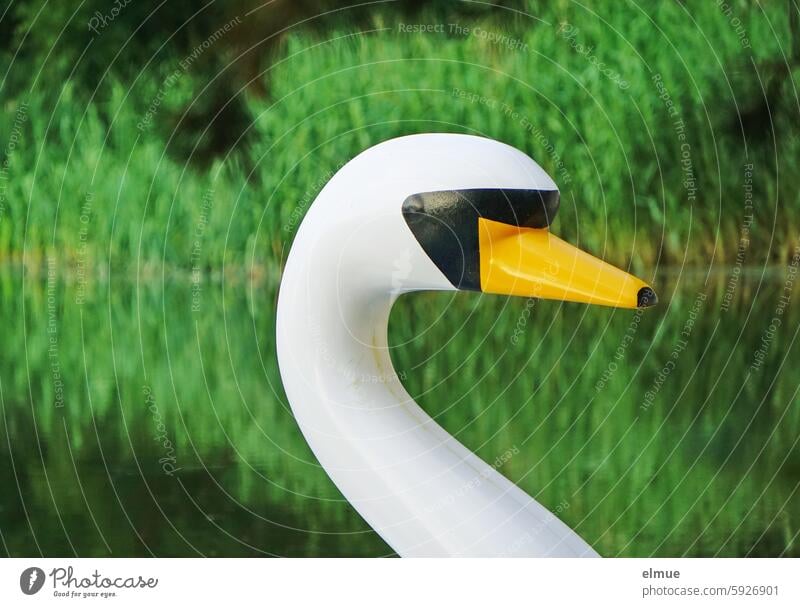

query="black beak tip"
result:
[637,286,658,308]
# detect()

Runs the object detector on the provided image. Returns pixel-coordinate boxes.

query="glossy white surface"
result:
[276,134,598,557]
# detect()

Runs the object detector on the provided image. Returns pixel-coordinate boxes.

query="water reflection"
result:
[1,268,797,556]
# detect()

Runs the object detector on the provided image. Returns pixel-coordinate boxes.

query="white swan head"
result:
[277,133,656,557]
[290,133,656,308]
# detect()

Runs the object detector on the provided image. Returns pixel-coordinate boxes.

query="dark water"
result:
[1,266,798,557]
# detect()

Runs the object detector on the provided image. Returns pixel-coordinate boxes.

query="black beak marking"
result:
[637,286,658,308]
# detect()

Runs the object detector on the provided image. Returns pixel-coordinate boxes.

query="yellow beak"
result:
[478,218,657,309]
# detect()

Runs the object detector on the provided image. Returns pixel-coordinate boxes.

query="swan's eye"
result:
[402,188,560,290]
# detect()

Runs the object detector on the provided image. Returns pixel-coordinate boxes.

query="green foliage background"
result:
[1,1,797,271]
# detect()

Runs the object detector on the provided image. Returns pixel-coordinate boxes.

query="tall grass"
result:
[0,1,797,274]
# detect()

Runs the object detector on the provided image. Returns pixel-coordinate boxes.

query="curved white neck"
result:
[277,212,598,557]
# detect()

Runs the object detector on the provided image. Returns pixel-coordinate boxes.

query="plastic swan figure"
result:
[277,134,657,557]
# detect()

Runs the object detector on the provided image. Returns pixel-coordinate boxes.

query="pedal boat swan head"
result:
[276,133,656,557]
